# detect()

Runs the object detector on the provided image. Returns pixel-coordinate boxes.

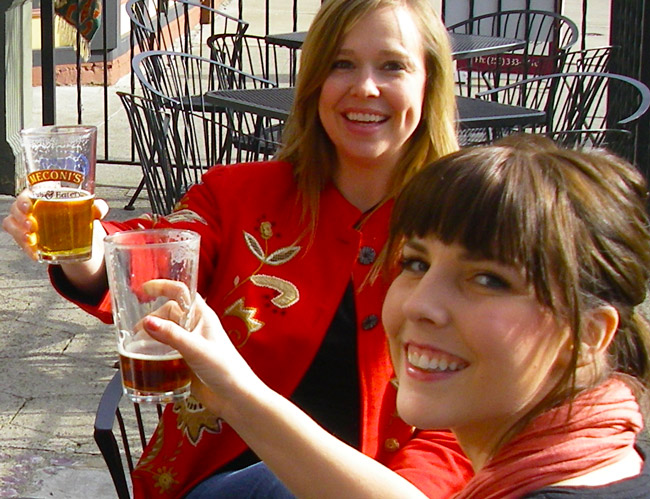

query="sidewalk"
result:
[0,164,148,499]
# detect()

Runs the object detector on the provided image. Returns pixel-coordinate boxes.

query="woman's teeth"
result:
[407,349,466,372]
[346,112,385,123]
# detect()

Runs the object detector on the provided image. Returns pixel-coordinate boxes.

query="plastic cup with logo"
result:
[20,125,97,263]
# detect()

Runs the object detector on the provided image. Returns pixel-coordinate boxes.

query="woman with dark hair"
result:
[3,0,470,497]
[144,135,650,497]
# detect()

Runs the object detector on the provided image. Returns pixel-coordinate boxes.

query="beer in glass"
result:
[104,229,200,403]
[21,126,97,263]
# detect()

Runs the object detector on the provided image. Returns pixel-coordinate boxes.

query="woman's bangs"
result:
[394,148,537,265]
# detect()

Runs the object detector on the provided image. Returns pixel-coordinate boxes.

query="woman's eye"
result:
[331,59,353,70]
[400,257,428,274]
[383,60,407,71]
[474,273,510,290]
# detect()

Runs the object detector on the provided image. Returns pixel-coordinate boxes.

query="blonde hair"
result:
[276,0,458,225]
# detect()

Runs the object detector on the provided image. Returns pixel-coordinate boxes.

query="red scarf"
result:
[455,377,644,499]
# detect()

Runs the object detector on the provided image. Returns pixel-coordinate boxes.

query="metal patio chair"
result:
[448,10,579,98]
[133,50,284,167]
[476,71,650,158]
[94,371,163,499]
[123,0,249,209]
[125,0,248,57]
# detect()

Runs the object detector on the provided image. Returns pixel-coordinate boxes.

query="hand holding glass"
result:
[104,229,200,403]
[21,125,97,263]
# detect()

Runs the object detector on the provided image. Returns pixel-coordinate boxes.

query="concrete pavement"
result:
[0,164,148,499]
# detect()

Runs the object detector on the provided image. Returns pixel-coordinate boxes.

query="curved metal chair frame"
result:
[476,71,650,156]
[133,50,284,171]
[563,46,618,73]
[207,32,300,86]
[94,371,162,499]
[448,9,579,97]
[125,0,248,58]
[118,91,205,215]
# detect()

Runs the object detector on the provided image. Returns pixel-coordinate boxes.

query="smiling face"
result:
[317,5,427,174]
[382,236,572,465]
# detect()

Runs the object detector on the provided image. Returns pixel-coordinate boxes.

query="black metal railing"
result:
[610,0,650,175]
[35,0,649,172]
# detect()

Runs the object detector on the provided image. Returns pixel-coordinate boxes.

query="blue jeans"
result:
[184,462,296,499]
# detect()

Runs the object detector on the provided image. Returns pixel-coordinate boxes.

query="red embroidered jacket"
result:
[51,161,472,498]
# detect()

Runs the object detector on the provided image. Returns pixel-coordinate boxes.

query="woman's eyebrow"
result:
[336,47,411,58]
[403,238,428,253]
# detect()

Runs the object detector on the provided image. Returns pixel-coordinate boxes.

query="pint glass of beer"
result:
[104,229,200,404]
[20,125,97,263]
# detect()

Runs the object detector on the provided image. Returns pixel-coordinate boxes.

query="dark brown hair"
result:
[387,134,650,447]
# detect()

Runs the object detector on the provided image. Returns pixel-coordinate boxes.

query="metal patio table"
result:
[205,86,546,129]
[265,31,526,60]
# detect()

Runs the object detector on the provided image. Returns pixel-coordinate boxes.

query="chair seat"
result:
[231,122,284,155]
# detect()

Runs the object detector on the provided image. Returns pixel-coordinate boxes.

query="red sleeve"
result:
[386,430,473,498]
[48,219,141,323]
[47,164,231,324]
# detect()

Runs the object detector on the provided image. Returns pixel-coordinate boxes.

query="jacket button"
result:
[384,438,400,452]
[358,246,376,265]
[361,314,378,330]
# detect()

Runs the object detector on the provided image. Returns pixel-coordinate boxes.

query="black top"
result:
[218,283,360,473]
[523,446,650,498]
[290,282,360,448]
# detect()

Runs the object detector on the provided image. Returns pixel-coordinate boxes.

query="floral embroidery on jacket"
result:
[224,298,265,347]
[152,466,179,494]
[250,274,299,308]
[169,395,223,446]
[223,220,301,346]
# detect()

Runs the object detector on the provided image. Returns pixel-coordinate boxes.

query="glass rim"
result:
[20,125,98,137]
[104,228,200,249]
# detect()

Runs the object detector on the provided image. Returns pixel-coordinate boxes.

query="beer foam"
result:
[118,331,182,360]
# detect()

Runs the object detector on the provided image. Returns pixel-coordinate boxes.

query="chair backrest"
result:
[477,71,650,157]
[563,45,617,73]
[94,371,163,499]
[118,91,201,215]
[125,0,248,58]
[207,32,300,86]
[448,10,579,96]
[133,50,276,104]
[133,50,284,167]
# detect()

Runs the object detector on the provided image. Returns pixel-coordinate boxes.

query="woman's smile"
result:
[405,342,469,376]
[318,5,427,173]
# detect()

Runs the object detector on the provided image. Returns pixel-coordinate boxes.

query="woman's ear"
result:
[578,305,619,367]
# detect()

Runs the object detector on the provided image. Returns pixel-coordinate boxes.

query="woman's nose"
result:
[402,273,451,327]
[349,68,381,97]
